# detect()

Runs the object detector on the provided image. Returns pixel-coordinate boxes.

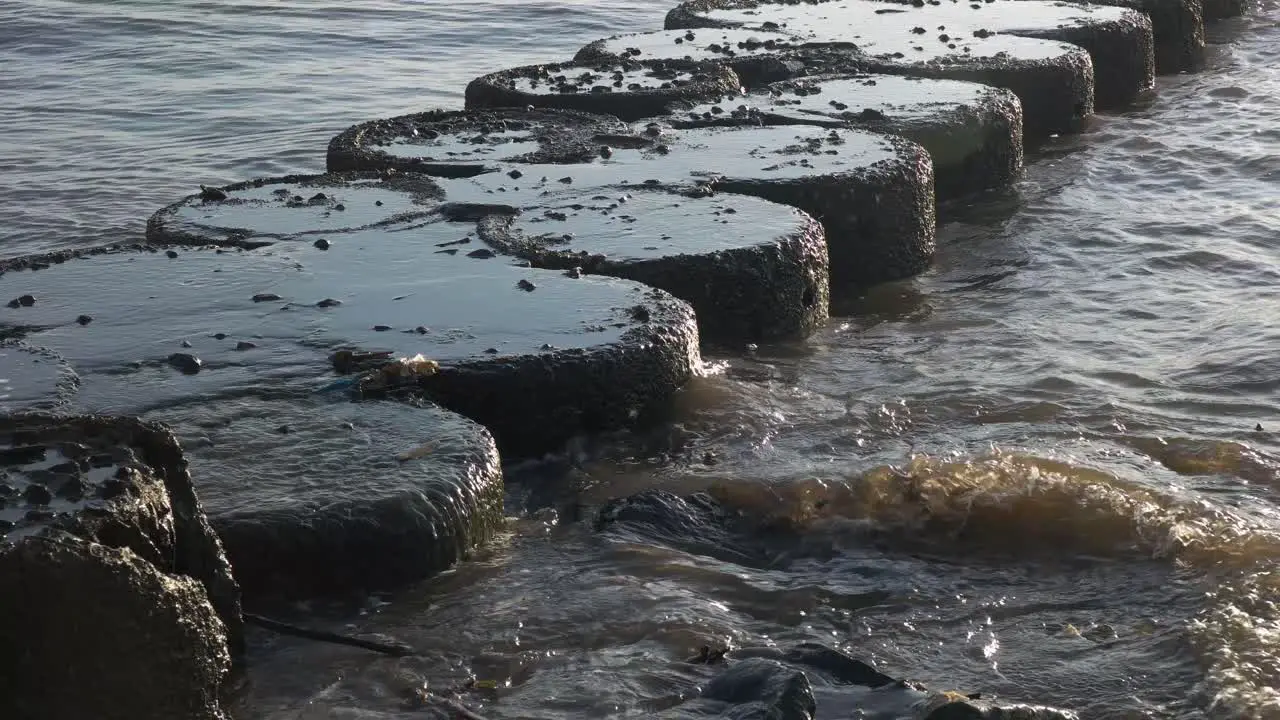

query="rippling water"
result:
[3,0,1279,717]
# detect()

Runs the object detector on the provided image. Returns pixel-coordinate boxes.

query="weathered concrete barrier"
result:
[465,59,743,121]
[922,0,1203,74]
[664,0,1155,111]
[1094,0,1203,73]
[658,72,1024,202]
[576,26,1094,142]
[0,413,243,720]
[326,107,628,177]
[1,173,703,595]
[333,120,933,291]
[0,171,700,458]
[152,397,503,599]
[577,27,866,88]
[325,110,837,342]
[476,189,830,344]
[595,124,936,288]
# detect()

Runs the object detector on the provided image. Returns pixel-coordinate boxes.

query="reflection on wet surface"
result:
[3,0,1280,717]
[699,0,1111,61]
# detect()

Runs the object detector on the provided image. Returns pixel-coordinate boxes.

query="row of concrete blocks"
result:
[0,0,1250,717]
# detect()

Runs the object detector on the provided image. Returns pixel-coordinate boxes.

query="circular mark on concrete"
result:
[0,341,78,414]
[146,171,446,249]
[327,107,629,178]
[465,59,744,122]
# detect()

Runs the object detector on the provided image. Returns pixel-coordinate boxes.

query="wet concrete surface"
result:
[578,23,1094,140]
[327,108,630,177]
[152,396,504,599]
[660,72,1024,200]
[665,0,1155,109]
[7,173,705,457]
[478,188,830,344]
[466,59,744,121]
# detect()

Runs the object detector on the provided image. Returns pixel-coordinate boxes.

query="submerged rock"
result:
[663,72,1024,201]
[595,489,776,567]
[0,340,79,413]
[653,640,1079,719]
[665,0,1154,111]
[0,413,243,719]
[153,397,504,599]
[465,59,744,122]
[327,107,629,177]
[662,658,816,719]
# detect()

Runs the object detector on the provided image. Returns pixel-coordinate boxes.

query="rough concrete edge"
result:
[700,131,936,289]
[0,533,233,720]
[658,4,1096,140]
[144,170,446,249]
[400,284,703,457]
[1202,0,1247,21]
[663,0,1152,104]
[326,107,631,177]
[476,193,831,345]
[208,400,506,599]
[464,60,745,122]
[868,49,1095,144]
[0,412,246,665]
[1019,7,1155,109]
[660,75,1024,201]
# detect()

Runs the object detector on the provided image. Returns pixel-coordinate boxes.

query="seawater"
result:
[2,0,1279,717]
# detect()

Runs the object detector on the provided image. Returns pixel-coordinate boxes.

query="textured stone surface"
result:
[0,413,244,720]
[664,0,1154,110]
[1028,0,1203,73]
[326,107,629,177]
[0,535,232,720]
[465,59,744,122]
[477,189,830,344]
[0,413,242,654]
[34,170,704,457]
[2,249,698,459]
[661,72,1024,200]
[577,25,1093,142]
[441,124,934,290]
[153,397,504,598]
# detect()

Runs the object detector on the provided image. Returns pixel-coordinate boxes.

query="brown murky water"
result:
[2,0,1278,717]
